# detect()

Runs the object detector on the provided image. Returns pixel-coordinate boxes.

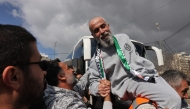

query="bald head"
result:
[88,17,113,48]
[89,17,107,33]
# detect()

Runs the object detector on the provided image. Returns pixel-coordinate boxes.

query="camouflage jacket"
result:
[44,85,87,109]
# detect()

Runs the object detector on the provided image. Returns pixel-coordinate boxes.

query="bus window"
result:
[90,38,98,57]
[65,50,73,60]
[73,41,83,59]
[132,42,146,58]
[146,50,159,66]
[89,39,147,58]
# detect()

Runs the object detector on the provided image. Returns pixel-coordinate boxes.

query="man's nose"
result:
[184,93,189,99]
[44,71,47,75]
[100,28,104,34]
[71,69,75,73]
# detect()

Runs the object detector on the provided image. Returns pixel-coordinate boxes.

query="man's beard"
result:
[98,31,114,48]
[66,73,77,86]
[17,72,46,107]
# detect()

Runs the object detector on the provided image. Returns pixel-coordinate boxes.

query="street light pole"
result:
[54,41,57,59]
[156,23,165,69]
[156,23,162,50]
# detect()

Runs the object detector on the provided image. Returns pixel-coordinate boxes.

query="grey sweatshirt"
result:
[88,34,181,108]
[88,33,158,98]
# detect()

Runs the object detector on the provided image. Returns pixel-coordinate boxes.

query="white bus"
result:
[65,36,164,74]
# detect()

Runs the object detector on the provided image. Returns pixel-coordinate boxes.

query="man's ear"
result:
[90,29,94,36]
[91,33,94,37]
[58,73,66,81]
[2,66,21,90]
[107,23,110,28]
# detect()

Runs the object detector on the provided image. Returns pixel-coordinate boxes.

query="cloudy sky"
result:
[0,0,190,61]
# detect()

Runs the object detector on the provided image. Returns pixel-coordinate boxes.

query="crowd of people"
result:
[0,17,190,109]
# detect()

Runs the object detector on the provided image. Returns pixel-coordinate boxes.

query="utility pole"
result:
[156,23,165,71]
[156,23,162,50]
[54,41,57,59]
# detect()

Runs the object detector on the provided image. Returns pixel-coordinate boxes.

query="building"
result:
[172,52,190,75]
[40,53,51,61]
[41,56,51,61]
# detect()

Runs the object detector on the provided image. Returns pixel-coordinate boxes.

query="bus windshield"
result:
[90,38,146,58]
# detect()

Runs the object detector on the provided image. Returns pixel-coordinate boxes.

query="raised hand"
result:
[98,79,111,97]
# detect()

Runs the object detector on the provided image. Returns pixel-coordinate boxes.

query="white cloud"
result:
[40,52,49,58]
[11,9,20,18]
[1,0,190,60]
[2,0,91,60]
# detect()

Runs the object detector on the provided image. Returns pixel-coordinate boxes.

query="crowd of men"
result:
[0,17,190,109]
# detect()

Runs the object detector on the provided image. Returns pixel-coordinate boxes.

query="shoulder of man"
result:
[114,33,130,40]
[113,33,131,44]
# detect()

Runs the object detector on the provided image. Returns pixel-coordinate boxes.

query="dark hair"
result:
[45,59,61,86]
[0,24,36,74]
[161,70,190,88]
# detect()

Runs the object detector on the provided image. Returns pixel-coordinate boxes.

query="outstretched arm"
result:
[73,70,90,97]
[102,80,112,109]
